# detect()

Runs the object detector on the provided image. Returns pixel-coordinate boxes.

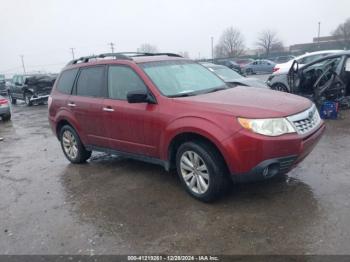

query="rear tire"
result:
[9,94,16,105]
[59,125,92,164]
[246,68,254,75]
[176,140,230,202]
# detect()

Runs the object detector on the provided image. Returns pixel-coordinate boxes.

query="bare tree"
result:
[215,27,245,58]
[138,43,158,53]
[256,30,283,57]
[332,18,350,49]
[214,44,226,59]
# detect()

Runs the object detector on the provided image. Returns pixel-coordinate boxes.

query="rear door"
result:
[68,66,109,147]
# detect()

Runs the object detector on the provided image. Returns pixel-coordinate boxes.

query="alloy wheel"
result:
[62,130,78,160]
[180,150,209,194]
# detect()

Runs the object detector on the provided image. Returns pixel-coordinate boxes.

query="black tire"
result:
[272,83,289,93]
[24,93,33,106]
[2,114,11,121]
[9,95,16,104]
[246,68,253,75]
[59,125,92,164]
[176,140,230,202]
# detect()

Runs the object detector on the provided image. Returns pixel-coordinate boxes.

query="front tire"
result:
[24,93,32,106]
[1,114,11,121]
[176,141,230,202]
[59,125,91,164]
[272,83,289,93]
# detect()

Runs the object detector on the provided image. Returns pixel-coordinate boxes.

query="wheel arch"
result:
[167,132,229,171]
[54,113,87,144]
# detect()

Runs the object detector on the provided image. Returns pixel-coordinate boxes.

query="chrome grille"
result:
[287,104,321,135]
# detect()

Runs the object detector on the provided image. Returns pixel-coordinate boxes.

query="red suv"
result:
[48,53,325,201]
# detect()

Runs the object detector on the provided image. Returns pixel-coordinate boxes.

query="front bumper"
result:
[222,123,325,182]
[30,94,49,103]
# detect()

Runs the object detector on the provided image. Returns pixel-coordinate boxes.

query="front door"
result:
[103,65,158,157]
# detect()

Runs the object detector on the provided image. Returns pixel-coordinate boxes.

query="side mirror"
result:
[127,90,156,104]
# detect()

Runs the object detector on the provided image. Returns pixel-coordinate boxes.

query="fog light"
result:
[262,167,269,177]
[262,164,280,178]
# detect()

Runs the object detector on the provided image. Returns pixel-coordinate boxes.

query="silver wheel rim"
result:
[62,130,78,159]
[275,84,287,92]
[180,151,209,194]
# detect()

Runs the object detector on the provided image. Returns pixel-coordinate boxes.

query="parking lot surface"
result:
[0,102,350,255]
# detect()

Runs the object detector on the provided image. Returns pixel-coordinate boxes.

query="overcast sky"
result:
[1,0,349,75]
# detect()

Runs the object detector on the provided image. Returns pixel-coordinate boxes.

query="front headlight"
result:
[238,117,296,136]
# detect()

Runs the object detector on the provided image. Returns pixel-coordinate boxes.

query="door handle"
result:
[67,102,76,107]
[103,107,114,112]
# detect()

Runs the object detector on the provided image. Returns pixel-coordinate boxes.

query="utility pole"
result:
[20,55,26,74]
[318,22,321,42]
[70,48,75,60]
[108,42,115,53]
[211,36,214,62]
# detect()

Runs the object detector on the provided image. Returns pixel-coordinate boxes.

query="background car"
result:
[9,74,57,106]
[213,59,242,74]
[267,50,343,92]
[0,74,7,96]
[243,59,276,75]
[272,55,296,64]
[287,51,350,107]
[0,95,11,121]
[200,62,268,88]
[234,58,255,67]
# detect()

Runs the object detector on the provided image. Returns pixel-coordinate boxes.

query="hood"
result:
[173,86,312,118]
[227,77,268,89]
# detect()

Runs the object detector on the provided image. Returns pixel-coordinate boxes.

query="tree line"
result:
[137,17,350,59]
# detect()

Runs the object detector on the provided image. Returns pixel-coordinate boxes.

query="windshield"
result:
[0,75,4,81]
[141,60,226,97]
[211,67,242,81]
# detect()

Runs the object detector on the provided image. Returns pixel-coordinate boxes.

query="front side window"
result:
[56,69,78,94]
[108,66,147,100]
[76,66,105,97]
[141,61,225,97]
[345,57,350,72]
[299,54,325,65]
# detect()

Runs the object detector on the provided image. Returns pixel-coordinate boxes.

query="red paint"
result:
[49,56,324,176]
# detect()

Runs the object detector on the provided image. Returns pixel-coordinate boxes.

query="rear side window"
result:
[76,66,105,97]
[108,66,147,100]
[56,69,78,94]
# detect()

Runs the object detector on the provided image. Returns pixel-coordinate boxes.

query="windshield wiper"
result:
[201,86,229,94]
[168,85,229,98]
[168,91,198,98]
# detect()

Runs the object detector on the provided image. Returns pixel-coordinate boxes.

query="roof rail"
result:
[66,52,183,65]
[67,53,132,65]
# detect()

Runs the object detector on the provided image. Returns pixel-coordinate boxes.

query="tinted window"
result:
[56,69,78,94]
[108,66,147,100]
[76,67,105,97]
